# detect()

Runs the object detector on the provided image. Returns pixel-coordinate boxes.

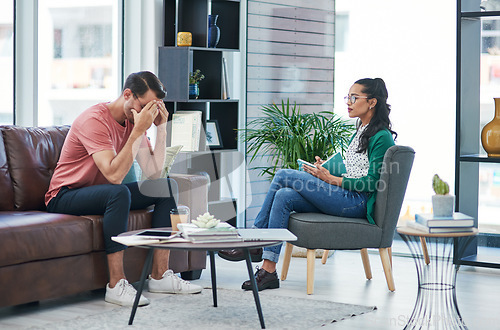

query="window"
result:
[0,1,13,124]
[335,13,349,53]
[37,0,120,125]
[334,1,456,236]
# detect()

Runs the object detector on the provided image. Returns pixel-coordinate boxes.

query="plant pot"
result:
[432,195,455,217]
[189,84,199,99]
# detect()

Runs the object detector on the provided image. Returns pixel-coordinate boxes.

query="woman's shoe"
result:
[218,248,263,262]
[241,267,279,291]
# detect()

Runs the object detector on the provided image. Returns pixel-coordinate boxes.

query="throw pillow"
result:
[123,160,140,183]
[161,145,183,178]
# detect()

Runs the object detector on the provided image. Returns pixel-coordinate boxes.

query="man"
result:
[45,71,202,307]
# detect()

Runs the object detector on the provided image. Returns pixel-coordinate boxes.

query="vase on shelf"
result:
[208,15,220,48]
[189,84,199,99]
[481,97,500,157]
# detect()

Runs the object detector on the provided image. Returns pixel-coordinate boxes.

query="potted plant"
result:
[239,99,355,178]
[189,69,205,99]
[431,174,455,217]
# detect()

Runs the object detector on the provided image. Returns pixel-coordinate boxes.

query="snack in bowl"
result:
[191,212,220,228]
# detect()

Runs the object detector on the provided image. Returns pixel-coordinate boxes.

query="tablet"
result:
[133,229,181,240]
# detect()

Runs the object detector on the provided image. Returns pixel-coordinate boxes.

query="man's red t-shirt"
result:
[45,103,134,205]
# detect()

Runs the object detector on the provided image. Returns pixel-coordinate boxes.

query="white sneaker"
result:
[105,279,150,307]
[148,270,202,294]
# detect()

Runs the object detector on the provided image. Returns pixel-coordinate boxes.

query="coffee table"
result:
[119,229,292,329]
[397,226,477,329]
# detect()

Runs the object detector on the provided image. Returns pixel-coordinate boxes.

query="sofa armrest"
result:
[169,173,208,221]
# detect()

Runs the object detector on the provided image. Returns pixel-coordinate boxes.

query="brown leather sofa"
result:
[0,125,208,308]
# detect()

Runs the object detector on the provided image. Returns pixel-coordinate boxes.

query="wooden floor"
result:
[1,241,499,329]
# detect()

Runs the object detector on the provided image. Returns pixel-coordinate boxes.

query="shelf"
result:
[461,11,500,18]
[459,154,500,163]
[209,198,237,226]
[456,0,500,268]
[163,0,240,49]
[179,149,238,155]
[159,47,237,101]
[185,46,240,53]
[459,254,500,269]
[179,99,239,103]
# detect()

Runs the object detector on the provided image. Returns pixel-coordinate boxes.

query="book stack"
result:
[177,222,243,243]
[408,212,474,233]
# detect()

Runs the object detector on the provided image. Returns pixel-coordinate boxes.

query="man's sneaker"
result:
[105,279,150,307]
[148,270,203,294]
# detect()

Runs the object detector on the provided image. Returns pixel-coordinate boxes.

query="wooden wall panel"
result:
[248,53,334,70]
[245,0,334,225]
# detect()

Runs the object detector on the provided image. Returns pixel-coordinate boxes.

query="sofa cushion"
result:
[0,211,93,267]
[2,125,70,211]
[0,130,14,211]
[82,209,153,251]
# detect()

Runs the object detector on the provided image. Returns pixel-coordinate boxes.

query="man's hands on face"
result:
[153,100,169,126]
[131,100,160,133]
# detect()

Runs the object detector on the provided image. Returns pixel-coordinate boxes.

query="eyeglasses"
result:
[344,95,369,104]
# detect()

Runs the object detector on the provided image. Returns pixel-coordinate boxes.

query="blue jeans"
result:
[254,169,368,263]
[47,178,178,254]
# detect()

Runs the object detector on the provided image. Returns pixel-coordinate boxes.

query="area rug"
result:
[28,288,376,329]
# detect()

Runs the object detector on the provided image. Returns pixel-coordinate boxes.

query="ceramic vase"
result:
[481,97,500,157]
[208,15,220,48]
[189,84,199,99]
[432,195,455,217]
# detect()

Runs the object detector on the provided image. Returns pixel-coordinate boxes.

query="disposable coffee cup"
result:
[170,206,190,231]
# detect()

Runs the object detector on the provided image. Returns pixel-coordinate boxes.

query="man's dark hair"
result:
[123,71,166,99]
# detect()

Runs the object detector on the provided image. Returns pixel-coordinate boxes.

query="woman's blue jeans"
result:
[254,169,368,263]
[47,178,178,254]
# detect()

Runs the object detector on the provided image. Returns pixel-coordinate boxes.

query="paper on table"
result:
[112,236,189,246]
[112,236,160,246]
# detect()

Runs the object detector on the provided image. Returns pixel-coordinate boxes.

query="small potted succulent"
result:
[189,69,205,99]
[432,174,455,217]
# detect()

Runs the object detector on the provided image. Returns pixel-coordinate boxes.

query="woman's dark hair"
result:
[354,78,397,153]
[123,71,166,99]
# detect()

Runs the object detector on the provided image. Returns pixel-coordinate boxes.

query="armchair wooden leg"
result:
[321,250,329,264]
[379,248,395,292]
[280,242,294,281]
[307,249,316,295]
[360,248,372,280]
[420,237,430,265]
[388,247,392,268]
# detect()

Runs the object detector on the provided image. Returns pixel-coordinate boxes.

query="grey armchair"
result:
[280,145,415,294]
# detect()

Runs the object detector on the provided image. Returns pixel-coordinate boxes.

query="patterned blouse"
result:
[342,124,370,179]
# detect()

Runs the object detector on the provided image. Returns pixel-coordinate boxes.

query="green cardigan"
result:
[340,129,395,224]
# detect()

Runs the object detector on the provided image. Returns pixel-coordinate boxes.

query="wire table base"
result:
[397,227,477,330]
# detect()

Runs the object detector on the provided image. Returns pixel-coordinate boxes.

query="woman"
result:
[219,78,397,291]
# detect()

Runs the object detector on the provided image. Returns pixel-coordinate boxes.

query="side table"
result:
[397,226,477,330]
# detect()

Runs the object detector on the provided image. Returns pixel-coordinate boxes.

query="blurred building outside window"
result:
[38,0,120,126]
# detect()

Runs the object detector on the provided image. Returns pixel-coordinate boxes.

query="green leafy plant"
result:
[189,69,205,85]
[239,99,355,178]
[432,174,450,195]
